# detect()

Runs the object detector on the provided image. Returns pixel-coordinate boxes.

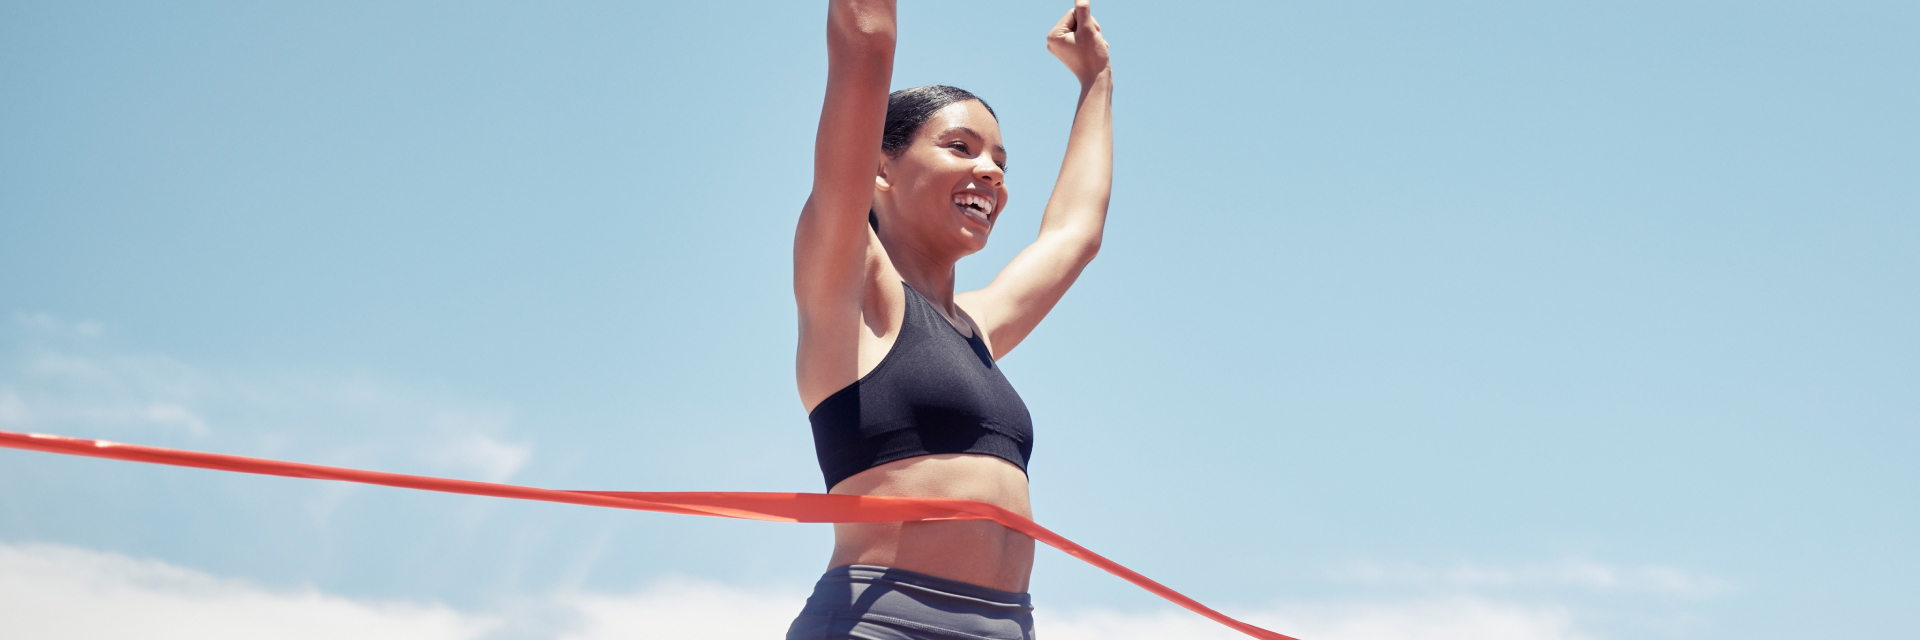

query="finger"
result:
[1050,6,1075,39]
[1074,0,1092,32]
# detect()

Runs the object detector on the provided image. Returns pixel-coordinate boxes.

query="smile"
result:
[952,192,995,221]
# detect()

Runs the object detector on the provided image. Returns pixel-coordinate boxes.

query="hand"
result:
[1046,0,1110,85]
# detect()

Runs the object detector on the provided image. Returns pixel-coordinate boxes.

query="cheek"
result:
[907,157,953,192]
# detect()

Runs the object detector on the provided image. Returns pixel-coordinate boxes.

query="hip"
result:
[787,565,1036,640]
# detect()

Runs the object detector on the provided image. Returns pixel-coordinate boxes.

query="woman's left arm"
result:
[961,0,1112,359]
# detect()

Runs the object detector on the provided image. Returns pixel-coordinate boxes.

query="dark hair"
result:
[872,85,997,230]
[882,85,996,157]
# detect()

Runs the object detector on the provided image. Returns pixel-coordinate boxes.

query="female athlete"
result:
[787,0,1112,638]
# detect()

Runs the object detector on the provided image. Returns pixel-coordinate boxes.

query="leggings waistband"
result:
[824,565,1032,610]
[788,565,1036,640]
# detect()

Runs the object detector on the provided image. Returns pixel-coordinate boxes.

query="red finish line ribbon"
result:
[0,430,1296,640]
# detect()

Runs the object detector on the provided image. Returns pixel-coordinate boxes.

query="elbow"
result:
[1080,233,1103,264]
[828,4,897,54]
[827,25,895,63]
[1041,224,1103,266]
[1063,227,1102,265]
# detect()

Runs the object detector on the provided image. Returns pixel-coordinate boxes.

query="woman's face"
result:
[875,100,1008,258]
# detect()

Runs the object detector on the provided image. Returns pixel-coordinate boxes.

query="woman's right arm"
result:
[794,0,895,400]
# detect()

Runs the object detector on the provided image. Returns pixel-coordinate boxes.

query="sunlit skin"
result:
[871,103,1010,279]
[794,0,1112,593]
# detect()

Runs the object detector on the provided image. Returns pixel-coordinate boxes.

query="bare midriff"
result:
[826,452,1035,593]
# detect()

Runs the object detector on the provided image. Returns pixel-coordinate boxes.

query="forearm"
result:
[808,0,896,219]
[1039,69,1114,243]
[797,0,897,303]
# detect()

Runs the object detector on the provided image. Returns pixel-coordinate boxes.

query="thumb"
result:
[1050,5,1076,39]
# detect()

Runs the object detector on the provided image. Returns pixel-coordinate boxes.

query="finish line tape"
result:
[0,430,1295,640]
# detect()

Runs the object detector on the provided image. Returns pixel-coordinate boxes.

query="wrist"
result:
[1077,65,1112,90]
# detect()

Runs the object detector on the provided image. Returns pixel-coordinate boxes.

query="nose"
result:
[973,156,1004,187]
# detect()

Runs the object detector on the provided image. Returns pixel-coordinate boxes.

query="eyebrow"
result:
[940,126,1008,156]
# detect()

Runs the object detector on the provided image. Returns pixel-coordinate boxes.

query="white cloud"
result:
[142,402,212,436]
[0,316,1722,640]
[5,315,224,436]
[0,542,498,640]
[13,312,101,337]
[1331,558,1734,599]
[422,412,531,482]
[1038,598,1591,640]
[554,579,808,640]
[561,590,1597,640]
[303,482,365,527]
[0,542,1609,640]
[2,313,532,482]
[1276,598,1589,640]
[434,432,531,482]
[0,390,25,425]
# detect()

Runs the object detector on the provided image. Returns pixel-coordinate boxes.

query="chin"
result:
[955,231,990,256]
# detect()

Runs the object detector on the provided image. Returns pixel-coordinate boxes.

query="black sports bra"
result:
[807,282,1034,490]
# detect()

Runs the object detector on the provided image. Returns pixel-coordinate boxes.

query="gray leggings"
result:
[786,565,1037,640]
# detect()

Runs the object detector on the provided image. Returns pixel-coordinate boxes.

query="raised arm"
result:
[961,0,1113,359]
[794,0,895,314]
[794,0,896,404]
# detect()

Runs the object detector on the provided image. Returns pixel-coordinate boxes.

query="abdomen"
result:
[826,453,1035,593]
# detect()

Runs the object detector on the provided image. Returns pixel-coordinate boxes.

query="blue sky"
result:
[2,1,1914,639]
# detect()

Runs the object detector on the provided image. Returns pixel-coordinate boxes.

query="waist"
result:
[828,453,1032,506]
[805,565,1032,608]
[828,454,1035,592]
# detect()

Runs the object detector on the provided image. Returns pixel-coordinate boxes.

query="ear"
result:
[874,156,893,192]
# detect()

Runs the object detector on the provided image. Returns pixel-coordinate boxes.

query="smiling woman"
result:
[787,0,1113,638]
[867,85,1004,235]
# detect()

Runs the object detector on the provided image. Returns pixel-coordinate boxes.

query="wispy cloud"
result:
[553,579,809,640]
[0,542,498,640]
[0,315,1721,640]
[0,390,25,425]
[422,412,531,483]
[140,402,213,435]
[1330,558,1735,599]
[1,312,531,482]
[14,312,101,337]
[0,542,1609,640]
[5,314,220,436]
[1038,598,1591,640]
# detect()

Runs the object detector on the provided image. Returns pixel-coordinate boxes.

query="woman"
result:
[787,0,1112,638]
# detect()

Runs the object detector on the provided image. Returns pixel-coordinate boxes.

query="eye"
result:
[948,141,970,153]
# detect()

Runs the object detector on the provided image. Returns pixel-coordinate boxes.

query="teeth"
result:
[953,193,992,214]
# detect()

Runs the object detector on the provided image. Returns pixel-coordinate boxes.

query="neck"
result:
[879,236,960,317]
